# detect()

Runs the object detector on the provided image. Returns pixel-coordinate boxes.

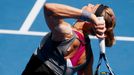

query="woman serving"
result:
[22,3,116,75]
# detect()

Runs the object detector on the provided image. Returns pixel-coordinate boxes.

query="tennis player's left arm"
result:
[44,3,100,23]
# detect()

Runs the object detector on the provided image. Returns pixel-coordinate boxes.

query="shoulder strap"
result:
[57,31,77,55]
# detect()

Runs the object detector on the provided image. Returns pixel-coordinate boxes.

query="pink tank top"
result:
[70,31,86,66]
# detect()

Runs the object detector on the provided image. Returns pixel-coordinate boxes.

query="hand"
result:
[94,24,106,39]
[94,17,106,39]
[82,4,95,13]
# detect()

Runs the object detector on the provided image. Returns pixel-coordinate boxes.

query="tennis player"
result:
[22,3,116,75]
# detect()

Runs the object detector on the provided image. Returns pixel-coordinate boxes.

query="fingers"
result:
[94,24,106,39]
[94,17,106,39]
[95,24,105,29]
[95,27,106,33]
[82,6,87,10]
[95,24,106,32]
[88,4,94,8]
[96,34,106,39]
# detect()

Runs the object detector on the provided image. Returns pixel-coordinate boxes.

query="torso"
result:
[51,22,88,66]
[35,29,93,75]
[64,30,87,66]
[64,38,80,58]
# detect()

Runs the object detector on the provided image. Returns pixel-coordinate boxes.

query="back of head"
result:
[95,4,116,47]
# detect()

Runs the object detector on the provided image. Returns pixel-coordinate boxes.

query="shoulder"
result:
[51,22,74,41]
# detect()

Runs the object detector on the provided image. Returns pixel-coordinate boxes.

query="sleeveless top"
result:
[34,31,93,75]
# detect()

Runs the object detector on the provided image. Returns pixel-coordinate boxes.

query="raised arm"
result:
[44,3,99,27]
[43,3,101,41]
[44,3,82,19]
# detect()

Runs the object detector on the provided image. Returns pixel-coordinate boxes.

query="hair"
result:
[95,4,116,47]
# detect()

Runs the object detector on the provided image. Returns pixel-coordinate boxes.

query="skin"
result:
[44,3,106,75]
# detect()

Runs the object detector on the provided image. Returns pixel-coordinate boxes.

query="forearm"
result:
[44,3,98,23]
[44,3,82,18]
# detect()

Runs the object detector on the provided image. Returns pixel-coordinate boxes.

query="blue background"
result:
[0,0,134,75]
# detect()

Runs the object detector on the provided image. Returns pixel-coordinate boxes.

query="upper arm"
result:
[43,4,73,40]
[43,5,60,31]
[43,3,82,31]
